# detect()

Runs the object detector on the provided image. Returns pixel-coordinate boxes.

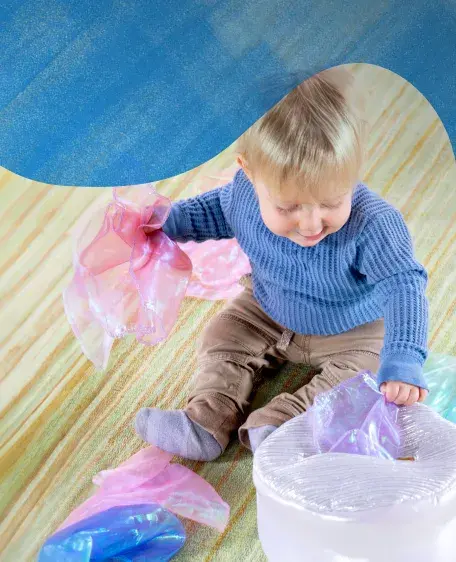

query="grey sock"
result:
[134,408,223,461]
[248,425,277,452]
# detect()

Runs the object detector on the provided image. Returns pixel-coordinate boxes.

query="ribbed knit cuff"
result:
[162,204,193,242]
[377,354,428,390]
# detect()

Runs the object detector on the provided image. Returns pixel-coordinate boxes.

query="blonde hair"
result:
[238,66,368,197]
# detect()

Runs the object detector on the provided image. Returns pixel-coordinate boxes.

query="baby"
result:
[135,67,429,461]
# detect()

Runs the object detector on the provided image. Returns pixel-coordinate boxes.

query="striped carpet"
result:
[0,64,455,561]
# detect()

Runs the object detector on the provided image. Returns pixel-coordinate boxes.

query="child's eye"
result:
[321,201,342,210]
[276,206,298,215]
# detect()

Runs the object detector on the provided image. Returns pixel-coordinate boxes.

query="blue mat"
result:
[0,0,454,186]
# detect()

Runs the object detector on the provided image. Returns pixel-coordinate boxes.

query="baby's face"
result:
[252,175,354,247]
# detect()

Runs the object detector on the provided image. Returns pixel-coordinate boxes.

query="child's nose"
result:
[298,210,322,234]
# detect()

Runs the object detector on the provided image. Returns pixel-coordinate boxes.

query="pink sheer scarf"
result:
[63,179,250,369]
[59,445,229,532]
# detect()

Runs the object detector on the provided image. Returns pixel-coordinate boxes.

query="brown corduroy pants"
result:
[185,278,384,451]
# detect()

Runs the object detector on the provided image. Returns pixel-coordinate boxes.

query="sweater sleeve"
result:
[357,209,429,390]
[162,184,235,243]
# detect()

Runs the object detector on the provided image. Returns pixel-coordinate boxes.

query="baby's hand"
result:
[380,381,428,406]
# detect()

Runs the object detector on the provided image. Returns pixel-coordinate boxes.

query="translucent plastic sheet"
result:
[308,372,401,459]
[63,186,192,370]
[166,163,251,301]
[38,504,186,561]
[181,239,250,300]
[424,353,456,422]
[63,184,250,370]
[253,372,456,562]
[39,446,229,561]
[60,445,229,532]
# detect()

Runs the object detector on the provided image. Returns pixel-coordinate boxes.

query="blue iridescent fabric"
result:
[38,503,186,561]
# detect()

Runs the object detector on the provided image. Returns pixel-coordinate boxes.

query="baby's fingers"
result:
[403,386,420,406]
[394,385,412,405]
[418,388,428,402]
[381,382,400,403]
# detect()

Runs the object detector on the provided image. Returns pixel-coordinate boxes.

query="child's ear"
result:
[236,154,246,169]
[236,154,254,183]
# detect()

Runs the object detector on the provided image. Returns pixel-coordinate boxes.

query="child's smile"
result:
[248,172,355,247]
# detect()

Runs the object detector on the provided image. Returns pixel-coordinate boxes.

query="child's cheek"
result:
[261,208,290,236]
[272,213,293,235]
[340,205,353,227]
[327,205,351,230]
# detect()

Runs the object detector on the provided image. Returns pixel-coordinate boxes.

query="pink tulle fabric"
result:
[59,445,230,532]
[181,239,250,300]
[179,162,251,299]
[63,182,250,370]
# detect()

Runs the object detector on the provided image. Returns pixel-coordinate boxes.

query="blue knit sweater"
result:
[163,169,429,389]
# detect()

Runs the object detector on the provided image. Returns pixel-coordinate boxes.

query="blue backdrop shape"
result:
[0,0,454,186]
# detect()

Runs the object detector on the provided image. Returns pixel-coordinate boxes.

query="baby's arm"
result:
[357,209,429,395]
[160,184,235,243]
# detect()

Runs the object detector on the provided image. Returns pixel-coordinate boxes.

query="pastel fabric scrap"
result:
[63,184,249,370]
[39,504,186,562]
[59,445,230,533]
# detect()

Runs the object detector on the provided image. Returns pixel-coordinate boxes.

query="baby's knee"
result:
[198,310,275,359]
